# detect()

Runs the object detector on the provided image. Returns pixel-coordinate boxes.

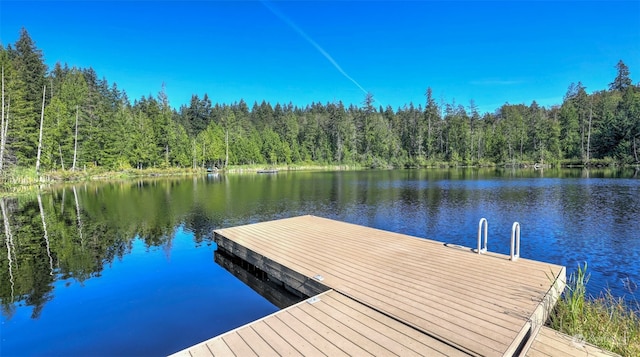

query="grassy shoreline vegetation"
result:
[1,162,638,195]
[0,166,203,195]
[0,163,369,194]
[549,263,640,356]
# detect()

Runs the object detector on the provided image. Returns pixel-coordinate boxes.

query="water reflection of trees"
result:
[2,170,637,319]
[0,197,55,319]
[0,179,218,320]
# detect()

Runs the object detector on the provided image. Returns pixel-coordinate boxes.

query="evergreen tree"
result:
[424,88,440,160]
[156,85,174,167]
[559,84,582,159]
[12,28,47,113]
[609,60,632,92]
[130,109,156,169]
[0,47,20,171]
[5,29,48,166]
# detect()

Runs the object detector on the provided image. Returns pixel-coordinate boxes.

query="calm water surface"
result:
[1,168,639,356]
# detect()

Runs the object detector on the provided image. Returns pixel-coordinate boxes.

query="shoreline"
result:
[1,162,638,195]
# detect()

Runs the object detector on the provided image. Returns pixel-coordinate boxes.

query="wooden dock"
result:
[172,215,568,356]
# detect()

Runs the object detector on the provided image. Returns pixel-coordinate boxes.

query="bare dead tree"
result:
[225,128,229,168]
[0,67,6,173]
[35,85,46,174]
[72,105,79,171]
[37,192,54,275]
[1,198,16,302]
[1,97,9,171]
[73,185,84,248]
[586,97,593,164]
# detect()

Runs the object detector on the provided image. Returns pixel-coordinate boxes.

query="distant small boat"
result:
[257,169,278,174]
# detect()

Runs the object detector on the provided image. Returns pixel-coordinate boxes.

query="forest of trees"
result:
[1,28,639,177]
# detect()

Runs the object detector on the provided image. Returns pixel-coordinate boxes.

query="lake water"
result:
[1,168,639,356]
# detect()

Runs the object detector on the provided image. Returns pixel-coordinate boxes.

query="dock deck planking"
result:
[222,332,259,356]
[230,222,550,322]
[213,215,564,356]
[525,326,620,357]
[202,339,234,357]
[319,291,463,356]
[175,215,567,356]
[173,290,467,357]
[261,315,324,355]
[287,305,376,356]
[184,343,216,357]
[249,320,304,356]
[234,219,556,299]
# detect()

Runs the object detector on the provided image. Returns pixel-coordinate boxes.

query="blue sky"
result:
[1,1,639,114]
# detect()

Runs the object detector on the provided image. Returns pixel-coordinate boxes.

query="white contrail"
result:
[261,0,369,95]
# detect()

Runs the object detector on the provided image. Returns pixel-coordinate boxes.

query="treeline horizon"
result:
[1,28,639,176]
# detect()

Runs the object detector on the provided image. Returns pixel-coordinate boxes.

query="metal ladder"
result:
[510,222,520,261]
[477,218,488,254]
[476,218,521,261]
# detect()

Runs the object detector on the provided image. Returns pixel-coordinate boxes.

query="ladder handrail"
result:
[510,222,521,261]
[477,218,488,254]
